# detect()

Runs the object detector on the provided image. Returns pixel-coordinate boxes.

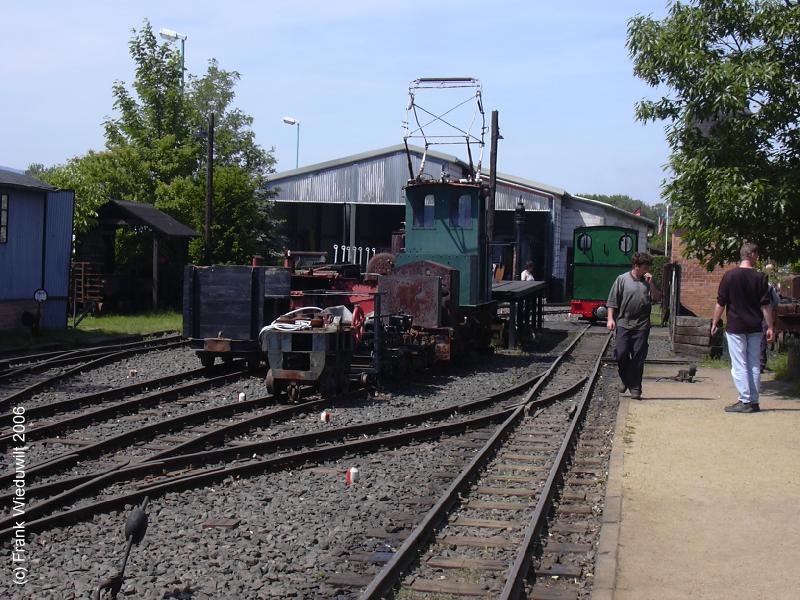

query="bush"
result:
[651,255,669,290]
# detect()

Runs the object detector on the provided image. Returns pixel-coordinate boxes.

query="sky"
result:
[2,0,673,204]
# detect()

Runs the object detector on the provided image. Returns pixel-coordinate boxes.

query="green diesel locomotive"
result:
[570,225,638,320]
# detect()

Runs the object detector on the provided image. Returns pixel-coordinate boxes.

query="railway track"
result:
[0,335,189,409]
[2,324,616,598]
[0,362,552,535]
[0,331,180,373]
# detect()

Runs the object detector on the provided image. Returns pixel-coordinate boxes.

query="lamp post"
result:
[159,28,187,89]
[282,117,300,168]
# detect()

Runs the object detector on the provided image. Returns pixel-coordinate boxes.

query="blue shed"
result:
[0,168,74,331]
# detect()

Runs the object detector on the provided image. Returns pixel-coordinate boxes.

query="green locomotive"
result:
[570,225,638,320]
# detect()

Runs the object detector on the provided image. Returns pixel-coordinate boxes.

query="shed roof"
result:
[98,199,198,237]
[269,144,566,198]
[268,145,655,226]
[568,194,655,228]
[0,168,57,192]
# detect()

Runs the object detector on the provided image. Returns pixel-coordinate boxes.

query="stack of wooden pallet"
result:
[672,316,721,357]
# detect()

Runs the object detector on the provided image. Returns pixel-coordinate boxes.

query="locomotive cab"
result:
[397,180,492,308]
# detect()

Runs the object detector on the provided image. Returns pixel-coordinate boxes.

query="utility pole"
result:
[205,112,214,265]
[488,110,499,243]
[486,110,499,299]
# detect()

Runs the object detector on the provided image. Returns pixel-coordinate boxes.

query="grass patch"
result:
[650,304,664,327]
[76,311,181,335]
[769,352,800,395]
[700,356,731,369]
[0,311,181,353]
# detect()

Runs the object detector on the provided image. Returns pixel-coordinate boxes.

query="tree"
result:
[31,20,282,263]
[627,0,800,268]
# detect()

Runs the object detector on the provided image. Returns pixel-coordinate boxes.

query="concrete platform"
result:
[594,365,800,600]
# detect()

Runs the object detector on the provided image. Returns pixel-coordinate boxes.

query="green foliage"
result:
[651,255,669,289]
[29,20,283,263]
[628,0,800,268]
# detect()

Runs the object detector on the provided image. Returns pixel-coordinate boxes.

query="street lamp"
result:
[159,27,187,89]
[282,117,300,169]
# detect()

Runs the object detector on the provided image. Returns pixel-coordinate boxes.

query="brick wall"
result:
[670,232,737,318]
[0,300,37,331]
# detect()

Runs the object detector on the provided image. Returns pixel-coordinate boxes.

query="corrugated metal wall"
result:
[268,148,586,295]
[0,188,44,299]
[494,185,552,212]
[270,151,463,205]
[42,190,74,328]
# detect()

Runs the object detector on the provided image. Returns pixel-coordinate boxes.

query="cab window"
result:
[412,194,435,228]
[450,194,472,228]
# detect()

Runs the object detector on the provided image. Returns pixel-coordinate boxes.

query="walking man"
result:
[711,242,774,413]
[607,252,661,399]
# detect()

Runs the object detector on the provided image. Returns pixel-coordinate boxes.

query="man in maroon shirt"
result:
[711,242,774,413]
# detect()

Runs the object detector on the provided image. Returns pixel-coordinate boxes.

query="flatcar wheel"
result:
[265,369,276,394]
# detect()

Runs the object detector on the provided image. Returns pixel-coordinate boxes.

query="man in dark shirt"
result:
[607,252,662,399]
[711,242,774,413]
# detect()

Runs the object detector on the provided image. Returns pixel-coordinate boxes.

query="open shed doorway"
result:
[491,210,551,282]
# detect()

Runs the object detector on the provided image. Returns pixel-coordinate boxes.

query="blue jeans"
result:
[726,331,762,405]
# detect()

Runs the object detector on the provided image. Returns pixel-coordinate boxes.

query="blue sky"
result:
[2,0,672,203]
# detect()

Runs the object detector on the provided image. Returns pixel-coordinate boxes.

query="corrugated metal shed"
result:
[268,145,464,206]
[268,144,560,214]
[0,187,45,299]
[0,177,74,330]
[42,190,75,328]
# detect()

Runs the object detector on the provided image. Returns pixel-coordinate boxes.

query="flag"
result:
[658,215,665,234]
[633,208,641,216]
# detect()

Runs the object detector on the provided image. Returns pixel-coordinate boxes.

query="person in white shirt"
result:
[520,261,535,281]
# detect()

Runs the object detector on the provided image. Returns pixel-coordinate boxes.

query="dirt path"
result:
[608,367,800,600]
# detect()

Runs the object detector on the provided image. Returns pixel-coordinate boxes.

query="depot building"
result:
[266,144,653,300]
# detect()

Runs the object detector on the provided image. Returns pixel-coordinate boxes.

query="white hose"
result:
[259,306,324,341]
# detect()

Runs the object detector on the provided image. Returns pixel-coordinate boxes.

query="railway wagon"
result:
[181,176,497,396]
[570,225,638,321]
[182,77,500,395]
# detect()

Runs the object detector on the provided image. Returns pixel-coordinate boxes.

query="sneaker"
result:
[617,382,628,393]
[724,401,756,413]
[629,388,641,399]
[751,403,761,412]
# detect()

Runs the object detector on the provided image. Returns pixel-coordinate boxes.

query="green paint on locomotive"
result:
[572,226,638,301]
[396,181,489,306]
